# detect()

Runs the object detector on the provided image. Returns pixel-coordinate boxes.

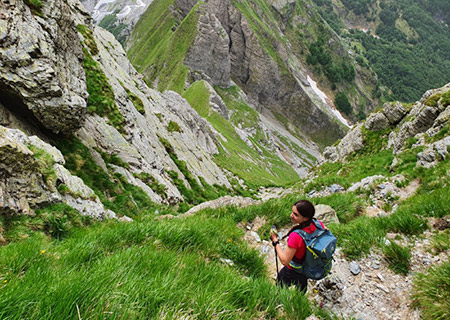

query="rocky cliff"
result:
[127,0,360,149]
[0,0,247,223]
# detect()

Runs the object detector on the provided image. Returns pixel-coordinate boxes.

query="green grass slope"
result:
[183,81,300,188]
[0,210,319,319]
[127,0,199,94]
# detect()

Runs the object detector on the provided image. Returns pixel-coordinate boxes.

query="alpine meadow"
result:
[0,0,449,319]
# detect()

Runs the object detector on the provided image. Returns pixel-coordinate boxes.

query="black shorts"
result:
[276,266,308,292]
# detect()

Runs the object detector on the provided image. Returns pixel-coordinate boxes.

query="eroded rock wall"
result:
[183,0,347,144]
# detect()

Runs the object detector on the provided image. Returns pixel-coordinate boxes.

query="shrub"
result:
[334,92,353,115]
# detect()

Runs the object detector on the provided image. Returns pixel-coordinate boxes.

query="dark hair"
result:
[294,199,315,221]
[282,200,315,240]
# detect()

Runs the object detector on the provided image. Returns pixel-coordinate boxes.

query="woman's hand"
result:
[270,232,278,242]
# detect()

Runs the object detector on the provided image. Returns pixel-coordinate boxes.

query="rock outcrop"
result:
[322,83,450,163]
[0,125,115,219]
[388,84,449,154]
[1,0,237,221]
[184,8,231,87]
[0,0,88,134]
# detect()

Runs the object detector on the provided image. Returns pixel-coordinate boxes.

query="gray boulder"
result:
[315,204,339,225]
[389,85,449,153]
[382,102,408,125]
[322,146,339,162]
[365,112,389,131]
[0,125,115,219]
[336,124,364,159]
[417,136,450,168]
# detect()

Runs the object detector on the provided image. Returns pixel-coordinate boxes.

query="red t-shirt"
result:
[287,220,325,269]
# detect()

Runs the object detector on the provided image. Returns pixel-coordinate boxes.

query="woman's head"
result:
[290,200,315,225]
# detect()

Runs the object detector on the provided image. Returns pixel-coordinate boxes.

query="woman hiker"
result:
[270,199,326,291]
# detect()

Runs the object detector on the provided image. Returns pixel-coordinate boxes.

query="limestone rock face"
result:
[175,0,201,16]
[0,125,114,219]
[365,102,408,132]
[336,124,364,160]
[270,0,296,12]
[322,83,450,163]
[0,0,88,133]
[322,146,339,162]
[74,26,231,205]
[389,84,450,153]
[184,9,231,87]
[177,0,347,144]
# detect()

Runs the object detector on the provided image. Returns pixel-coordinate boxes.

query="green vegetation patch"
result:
[94,147,130,169]
[425,92,443,107]
[133,172,167,199]
[307,35,355,85]
[412,262,450,320]
[98,12,127,46]
[430,229,450,254]
[334,92,353,115]
[27,145,56,190]
[77,24,99,56]
[124,87,145,114]
[0,204,93,243]
[81,47,126,134]
[183,81,211,117]
[232,0,290,76]
[24,0,44,16]
[382,241,411,275]
[184,81,299,188]
[158,136,226,209]
[128,0,199,93]
[56,137,159,218]
[0,209,323,319]
[167,120,182,133]
[215,85,259,129]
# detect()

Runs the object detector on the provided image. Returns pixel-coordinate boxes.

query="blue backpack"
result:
[288,218,337,280]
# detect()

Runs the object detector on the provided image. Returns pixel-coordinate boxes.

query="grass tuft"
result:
[382,241,411,275]
[412,262,450,320]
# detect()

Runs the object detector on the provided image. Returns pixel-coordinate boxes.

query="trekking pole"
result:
[271,226,279,274]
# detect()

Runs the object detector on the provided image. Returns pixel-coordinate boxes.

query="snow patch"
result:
[307,75,352,128]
